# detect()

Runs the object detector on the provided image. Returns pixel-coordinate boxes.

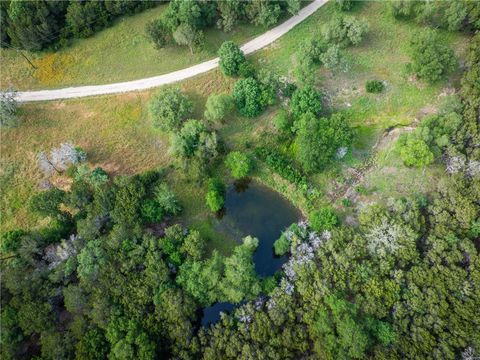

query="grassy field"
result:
[0,1,467,253]
[0,4,268,90]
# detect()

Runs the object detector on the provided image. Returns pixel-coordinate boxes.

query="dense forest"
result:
[1,1,480,360]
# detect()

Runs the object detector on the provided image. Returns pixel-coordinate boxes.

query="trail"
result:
[16,0,327,102]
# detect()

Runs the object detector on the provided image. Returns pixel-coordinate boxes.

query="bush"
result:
[365,80,384,93]
[225,151,252,179]
[309,207,339,231]
[398,135,434,168]
[218,41,246,77]
[173,24,204,54]
[273,109,292,132]
[148,88,193,131]
[205,178,225,212]
[29,188,66,218]
[290,86,323,119]
[409,29,457,83]
[146,18,170,50]
[255,147,307,187]
[273,234,290,256]
[296,113,353,173]
[320,44,349,72]
[335,0,355,11]
[323,15,369,47]
[204,93,234,123]
[233,78,264,117]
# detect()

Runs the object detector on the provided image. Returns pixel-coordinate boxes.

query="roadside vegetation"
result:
[1,1,479,359]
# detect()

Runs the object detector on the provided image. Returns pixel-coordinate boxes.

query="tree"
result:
[296,113,353,172]
[29,188,66,218]
[409,29,457,83]
[286,0,301,15]
[245,0,282,27]
[65,1,109,38]
[309,207,339,231]
[322,15,369,47]
[145,18,170,50]
[217,0,241,32]
[173,23,203,54]
[225,151,252,179]
[6,1,68,50]
[232,78,265,117]
[218,41,246,77]
[177,251,224,305]
[180,229,205,260]
[320,45,349,73]
[148,88,193,131]
[204,93,234,123]
[0,89,18,128]
[205,178,225,212]
[273,109,292,132]
[398,135,434,168]
[290,86,323,119]
[220,236,261,303]
[170,119,218,167]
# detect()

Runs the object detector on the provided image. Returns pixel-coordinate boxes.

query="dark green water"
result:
[201,179,301,327]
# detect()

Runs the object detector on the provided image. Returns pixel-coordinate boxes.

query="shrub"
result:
[233,78,264,117]
[309,207,339,231]
[273,109,292,132]
[225,151,252,179]
[205,178,225,212]
[148,88,193,131]
[255,147,307,187]
[296,113,353,173]
[290,86,323,119]
[320,44,349,72]
[145,18,170,50]
[322,15,369,47]
[204,93,234,123]
[336,0,355,11]
[29,188,66,218]
[409,29,457,83]
[365,80,384,93]
[398,135,434,168]
[218,41,246,77]
[273,234,290,256]
[173,23,204,54]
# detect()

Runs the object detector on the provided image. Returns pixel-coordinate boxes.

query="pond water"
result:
[201,179,301,327]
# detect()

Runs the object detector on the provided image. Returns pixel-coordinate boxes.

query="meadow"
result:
[0,1,467,253]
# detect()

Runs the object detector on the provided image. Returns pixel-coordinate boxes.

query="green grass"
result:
[0,4,269,90]
[0,1,469,253]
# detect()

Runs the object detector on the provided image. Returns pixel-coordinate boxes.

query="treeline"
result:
[145,0,302,52]
[0,0,159,51]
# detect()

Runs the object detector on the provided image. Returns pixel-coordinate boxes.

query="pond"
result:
[201,179,301,327]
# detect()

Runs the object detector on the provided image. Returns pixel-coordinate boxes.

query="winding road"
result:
[16,0,327,102]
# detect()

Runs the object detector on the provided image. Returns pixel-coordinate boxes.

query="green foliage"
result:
[255,147,307,187]
[273,109,292,132]
[173,23,204,54]
[336,0,355,11]
[295,38,327,84]
[309,207,339,231]
[28,188,66,218]
[218,41,246,77]
[398,135,434,167]
[290,86,323,119]
[322,15,369,47]
[273,233,290,256]
[204,93,234,123]
[365,80,384,93]
[232,77,266,117]
[220,236,261,303]
[409,29,457,83]
[205,178,225,212]
[1,229,26,253]
[225,151,252,179]
[148,88,193,131]
[320,44,349,73]
[145,18,170,50]
[296,113,353,173]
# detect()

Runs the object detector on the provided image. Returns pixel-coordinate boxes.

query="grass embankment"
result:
[0,1,467,252]
[0,4,268,90]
